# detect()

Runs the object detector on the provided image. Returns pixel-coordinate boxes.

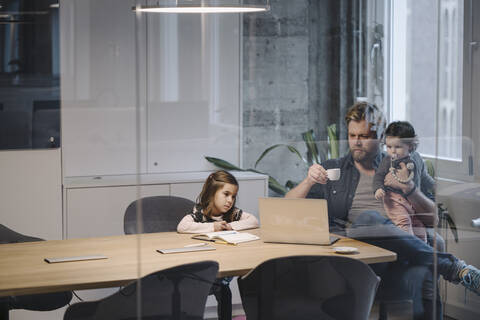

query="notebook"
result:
[192,230,260,245]
[259,197,339,245]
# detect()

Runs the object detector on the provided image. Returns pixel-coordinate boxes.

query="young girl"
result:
[177,170,259,320]
[177,170,259,233]
[372,121,435,242]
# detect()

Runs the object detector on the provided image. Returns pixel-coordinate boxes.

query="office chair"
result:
[124,196,195,234]
[238,255,380,320]
[0,224,72,320]
[63,260,219,320]
[124,196,231,320]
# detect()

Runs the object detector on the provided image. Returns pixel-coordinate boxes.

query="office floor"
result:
[203,303,458,320]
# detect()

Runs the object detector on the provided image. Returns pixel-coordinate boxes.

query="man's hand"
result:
[307,164,328,185]
[285,163,329,198]
[384,162,414,194]
[214,221,231,231]
[374,188,385,200]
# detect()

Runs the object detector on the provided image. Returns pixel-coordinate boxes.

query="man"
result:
[286,102,479,319]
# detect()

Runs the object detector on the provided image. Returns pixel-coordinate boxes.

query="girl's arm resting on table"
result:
[177,215,215,233]
[229,212,259,230]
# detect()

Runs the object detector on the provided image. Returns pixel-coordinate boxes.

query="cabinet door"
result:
[237,179,266,218]
[1,149,62,240]
[66,185,169,238]
[170,182,203,202]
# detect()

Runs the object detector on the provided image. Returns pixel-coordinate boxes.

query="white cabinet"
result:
[170,182,204,202]
[65,184,170,239]
[64,171,268,239]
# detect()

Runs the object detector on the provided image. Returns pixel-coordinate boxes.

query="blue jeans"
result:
[340,211,459,319]
[345,211,459,281]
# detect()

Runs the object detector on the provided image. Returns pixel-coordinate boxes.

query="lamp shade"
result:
[133,0,270,13]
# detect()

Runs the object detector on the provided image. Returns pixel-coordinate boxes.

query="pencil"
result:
[214,240,236,245]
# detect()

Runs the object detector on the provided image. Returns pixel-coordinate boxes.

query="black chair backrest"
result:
[124,196,195,234]
[0,224,42,244]
[63,260,219,320]
[238,255,380,320]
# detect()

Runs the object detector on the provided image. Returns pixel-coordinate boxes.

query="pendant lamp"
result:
[133,0,270,13]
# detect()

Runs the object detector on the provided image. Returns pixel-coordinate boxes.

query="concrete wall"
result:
[242,0,359,193]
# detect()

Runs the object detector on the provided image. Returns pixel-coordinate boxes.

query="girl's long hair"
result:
[197,170,239,222]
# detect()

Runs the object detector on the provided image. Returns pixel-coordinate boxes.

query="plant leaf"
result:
[267,176,288,195]
[438,203,458,243]
[327,123,339,159]
[444,212,458,243]
[425,159,435,178]
[255,144,304,168]
[302,130,322,164]
[205,157,243,171]
[285,180,298,190]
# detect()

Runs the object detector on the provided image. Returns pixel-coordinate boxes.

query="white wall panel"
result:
[146,13,240,173]
[61,0,241,178]
[0,149,62,240]
[65,184,170,239]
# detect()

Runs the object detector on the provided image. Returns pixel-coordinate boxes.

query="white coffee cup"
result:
[326,168,341,181]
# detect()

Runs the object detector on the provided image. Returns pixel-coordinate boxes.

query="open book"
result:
[192,230,260,245]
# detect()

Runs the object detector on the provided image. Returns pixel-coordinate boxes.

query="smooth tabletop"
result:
[0,229,396,297]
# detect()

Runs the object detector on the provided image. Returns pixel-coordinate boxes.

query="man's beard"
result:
[351,148,371,162]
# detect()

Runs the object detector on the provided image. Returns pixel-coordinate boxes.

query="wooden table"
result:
[0,229,396,297]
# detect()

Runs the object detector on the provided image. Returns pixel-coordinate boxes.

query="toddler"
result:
[373,121,435,242]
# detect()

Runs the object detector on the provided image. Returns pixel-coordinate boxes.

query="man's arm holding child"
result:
[373,157,390,200]
[384,162,438,227]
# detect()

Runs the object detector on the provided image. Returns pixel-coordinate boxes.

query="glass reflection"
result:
[0,0,60,150]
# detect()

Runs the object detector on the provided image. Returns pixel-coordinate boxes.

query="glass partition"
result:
[0,0,60,150]
[2,0,480,319]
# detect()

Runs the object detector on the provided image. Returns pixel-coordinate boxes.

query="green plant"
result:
[206,124,339,195]
[424,159,458,242]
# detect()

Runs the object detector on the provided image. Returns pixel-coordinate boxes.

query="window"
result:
[387,0,474,181]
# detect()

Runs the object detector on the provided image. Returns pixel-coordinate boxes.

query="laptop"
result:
[259,197,339,245]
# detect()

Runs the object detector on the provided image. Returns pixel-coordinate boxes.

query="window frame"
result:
[385,0,475,182]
